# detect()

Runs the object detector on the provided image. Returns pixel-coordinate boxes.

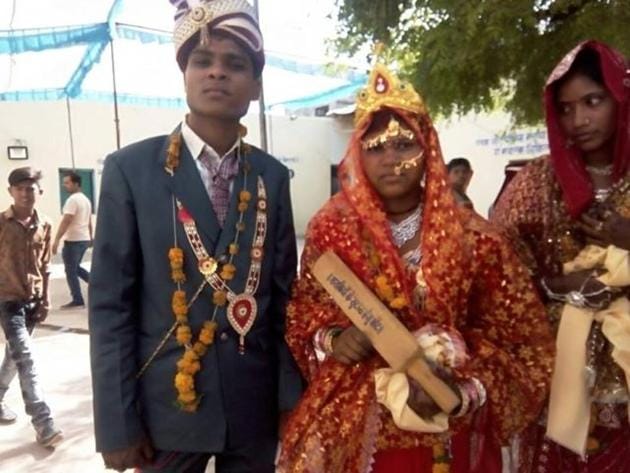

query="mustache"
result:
[393,151,424,176]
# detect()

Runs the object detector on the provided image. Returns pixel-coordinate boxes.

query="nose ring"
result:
[393,151,424,176]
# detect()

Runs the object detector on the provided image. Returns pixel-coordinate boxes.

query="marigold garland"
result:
[173,316,218,410]
[370,250,408,310]
[168,247,186,283]
[361,227,410,309]
[193,341,208,356]
[176,354,200,375]
[213,290,228,306]
[389,296,407,309]
[585,409,602,454]
[172,290,188,322]
[199,321,217,344]
[375,275,395,301]
[165,129,253,412]
[586,435,600,454]
[220,263,237,281]
[176,325,192,345]
[167,131,221,411]
[175,371,194,392]
[432,442,451,473]
[165,132,181,174]
[369,251,381,268]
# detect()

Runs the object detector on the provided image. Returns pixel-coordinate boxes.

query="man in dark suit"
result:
[89,2,303,471]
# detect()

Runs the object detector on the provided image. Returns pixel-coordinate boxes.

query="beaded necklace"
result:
[139,129,268,412]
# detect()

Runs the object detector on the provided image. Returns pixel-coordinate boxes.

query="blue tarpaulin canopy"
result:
[0,0,365,110]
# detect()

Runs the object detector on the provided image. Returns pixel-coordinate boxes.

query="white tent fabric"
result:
[0,0,365,110]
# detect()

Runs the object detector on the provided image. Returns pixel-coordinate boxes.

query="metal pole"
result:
[110,38,121,150]
[253,0,268,152]
[65,96,76,168]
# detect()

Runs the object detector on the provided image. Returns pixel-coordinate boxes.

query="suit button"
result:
[220,332,229,342]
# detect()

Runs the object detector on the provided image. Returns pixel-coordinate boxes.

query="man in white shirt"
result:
[53,171,92,309]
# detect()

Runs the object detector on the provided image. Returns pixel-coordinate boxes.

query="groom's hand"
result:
[102,437,154,472]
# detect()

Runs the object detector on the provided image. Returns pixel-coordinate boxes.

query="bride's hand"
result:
[580,211,630,251]
[331,326,374,364]
[544,270,612,309]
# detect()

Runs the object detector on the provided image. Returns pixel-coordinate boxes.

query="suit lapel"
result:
[162,133,221,250]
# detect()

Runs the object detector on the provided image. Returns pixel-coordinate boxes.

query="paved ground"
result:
[0,257,220,473]
[0,262,105,472]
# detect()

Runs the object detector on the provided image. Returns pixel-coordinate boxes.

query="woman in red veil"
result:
[278,55,554,473]
[492,40,630,471]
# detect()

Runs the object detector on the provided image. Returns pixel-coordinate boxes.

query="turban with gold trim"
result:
[170,0,264,74]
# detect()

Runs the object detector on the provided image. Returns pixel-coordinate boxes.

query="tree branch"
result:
[536,0,594,25]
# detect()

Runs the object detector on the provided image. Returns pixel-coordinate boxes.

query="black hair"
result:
[447,158,471,172]
[553,47,604,103]
[65,171,82,186]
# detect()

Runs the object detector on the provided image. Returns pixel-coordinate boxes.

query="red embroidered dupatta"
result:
[279,105,553,472]
[545,40,630,218]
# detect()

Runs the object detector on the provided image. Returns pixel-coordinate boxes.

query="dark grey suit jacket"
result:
[88,133,303,453]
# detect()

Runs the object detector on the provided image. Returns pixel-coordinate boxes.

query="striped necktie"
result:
[199,147,240,226]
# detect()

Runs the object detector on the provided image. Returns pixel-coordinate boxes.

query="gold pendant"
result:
[414,267,428,308]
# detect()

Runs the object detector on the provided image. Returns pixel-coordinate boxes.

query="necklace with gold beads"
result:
[139,128,268,412]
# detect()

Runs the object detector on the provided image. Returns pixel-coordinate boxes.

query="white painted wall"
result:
[265,114,334,233]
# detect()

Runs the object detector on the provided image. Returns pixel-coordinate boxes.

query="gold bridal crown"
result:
[354,45,427,129]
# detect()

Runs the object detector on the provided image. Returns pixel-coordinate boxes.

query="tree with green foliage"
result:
[334,0,630,124]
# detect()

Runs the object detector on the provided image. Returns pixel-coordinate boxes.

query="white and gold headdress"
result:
[170,0,264,72]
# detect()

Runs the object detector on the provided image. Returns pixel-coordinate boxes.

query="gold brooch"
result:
[191,6,210,23]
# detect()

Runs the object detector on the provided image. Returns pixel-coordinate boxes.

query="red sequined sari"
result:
[491,41,630,472]
[278,107,554,473]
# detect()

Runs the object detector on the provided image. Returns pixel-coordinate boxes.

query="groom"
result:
[89,1,303,471]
